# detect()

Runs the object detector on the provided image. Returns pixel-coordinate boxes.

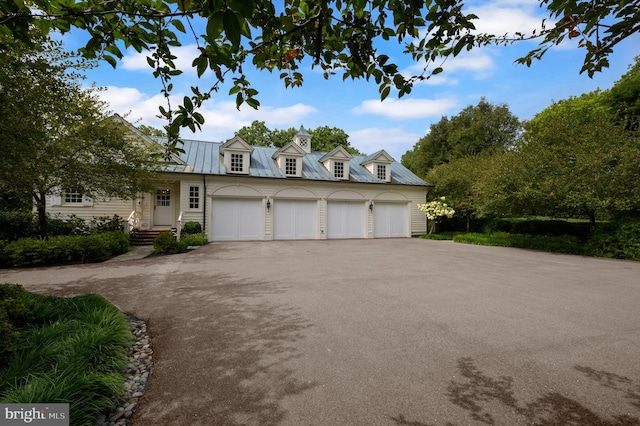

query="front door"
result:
[154,188,172,226]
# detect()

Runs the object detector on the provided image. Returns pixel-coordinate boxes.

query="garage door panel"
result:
[374,203,407,238]
[212,199,261,241]
[328,201,364,239]
[274,200,317,240]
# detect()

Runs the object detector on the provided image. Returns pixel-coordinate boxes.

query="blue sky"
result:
[65,0,638,160]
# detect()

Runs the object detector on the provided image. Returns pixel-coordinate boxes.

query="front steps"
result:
[130,229,171,246]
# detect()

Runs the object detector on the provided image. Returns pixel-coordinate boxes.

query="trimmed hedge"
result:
[437,217,591,240]
[2,232,129,268]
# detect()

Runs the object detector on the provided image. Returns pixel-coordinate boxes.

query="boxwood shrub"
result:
[2,232,129,268]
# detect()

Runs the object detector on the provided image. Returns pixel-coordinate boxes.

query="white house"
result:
[45,123,431,241]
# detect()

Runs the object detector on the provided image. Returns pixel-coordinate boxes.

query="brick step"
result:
[130,229,171,246]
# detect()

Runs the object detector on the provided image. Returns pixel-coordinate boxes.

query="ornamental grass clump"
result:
[0,284,131,426]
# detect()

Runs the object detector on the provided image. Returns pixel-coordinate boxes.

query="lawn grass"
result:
[0,284,131,426]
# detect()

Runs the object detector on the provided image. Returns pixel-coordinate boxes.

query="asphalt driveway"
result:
[2,239,640,425]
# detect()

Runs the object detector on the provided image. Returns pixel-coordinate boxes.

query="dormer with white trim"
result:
[221,136,254,174]
[272,141,307,177]
[293,125,312,154]
[320,146,353,180]
[361,149,394,182]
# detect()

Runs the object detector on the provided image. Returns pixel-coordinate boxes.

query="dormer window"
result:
[272,141,306,177]
[320,146,353,181]
[230,153,244,172]
[221,136,253,175]
[361,149,393,183]
[285,158,297,176]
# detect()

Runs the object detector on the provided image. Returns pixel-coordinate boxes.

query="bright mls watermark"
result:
[1,404,69,425]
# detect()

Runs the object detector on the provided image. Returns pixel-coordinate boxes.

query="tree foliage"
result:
[476,93,640,231]
[1,0,635,155]
[235,120,363,153]
[0,34,160,237]
[426,156,486,231]
[603,56,640,130]
[402,98,522,178]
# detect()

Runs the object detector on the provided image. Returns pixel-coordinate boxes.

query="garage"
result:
[211,198,262,241]
[374,202,408,238]
[273,200,317,240]
[327,201,365,239]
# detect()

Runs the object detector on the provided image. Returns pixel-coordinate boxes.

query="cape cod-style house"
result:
[45,119,431,241]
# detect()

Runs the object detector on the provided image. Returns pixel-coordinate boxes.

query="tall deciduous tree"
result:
[476,93,640,232]
[0,34,160,237]
[1,0,634,154]
[402,98,521,178]
[604,56,640,130]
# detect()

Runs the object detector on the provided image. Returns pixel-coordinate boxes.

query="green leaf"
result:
[223,10,242,48]
[380,85,391,101]
[104,54,117,68]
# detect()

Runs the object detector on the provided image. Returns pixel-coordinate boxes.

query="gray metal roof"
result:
[156,137,430,186]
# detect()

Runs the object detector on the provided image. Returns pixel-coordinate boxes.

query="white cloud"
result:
[353,97,458,120]
[121,44,202,75]
[468,3,544,37]
[97,85,317,141]
[403,48,497,85]
[349,127,423,159]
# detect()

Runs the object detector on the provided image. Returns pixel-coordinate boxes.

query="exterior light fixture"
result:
[266,199,271,212]
[369,201,374,212]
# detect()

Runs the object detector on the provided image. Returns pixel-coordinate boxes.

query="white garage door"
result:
[274,200,317,240]
[327,201,365,239]
[374,203,408,238]
[211,198,261,241]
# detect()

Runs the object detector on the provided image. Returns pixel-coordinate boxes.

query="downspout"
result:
[202,174,207,232]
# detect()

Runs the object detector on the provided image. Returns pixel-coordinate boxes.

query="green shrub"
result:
[0,285,36,369]
[153,231,187,254]
[0,289,131,426]
[453,232,585,255]
[89,215,125,233]
[586,215,640,260]
[47,214,91,237]
[0,211,37,241]
[179,233,208,246]
[182,221,202,235]
[2,232,130,268]
[481,218,590,239]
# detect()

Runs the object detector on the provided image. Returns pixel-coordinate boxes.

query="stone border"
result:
[98,315,152,426]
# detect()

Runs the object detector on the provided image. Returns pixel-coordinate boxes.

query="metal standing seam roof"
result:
[157,138,430,186]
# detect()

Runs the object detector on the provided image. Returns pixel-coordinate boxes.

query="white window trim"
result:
[224,151,250,174]
[188,185,201,210]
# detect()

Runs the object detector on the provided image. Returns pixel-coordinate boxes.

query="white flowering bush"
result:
[418,197,456,220]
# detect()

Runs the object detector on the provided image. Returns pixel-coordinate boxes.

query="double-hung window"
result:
[377,164,386,180]
[334,161,344,178]
[189,186,200,209]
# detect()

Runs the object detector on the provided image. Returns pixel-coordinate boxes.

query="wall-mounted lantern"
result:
[266,198,271,212]
[369,201,374,212]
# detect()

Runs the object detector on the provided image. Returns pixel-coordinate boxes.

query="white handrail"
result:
[126,211,137,234]
[176,211,183,241]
